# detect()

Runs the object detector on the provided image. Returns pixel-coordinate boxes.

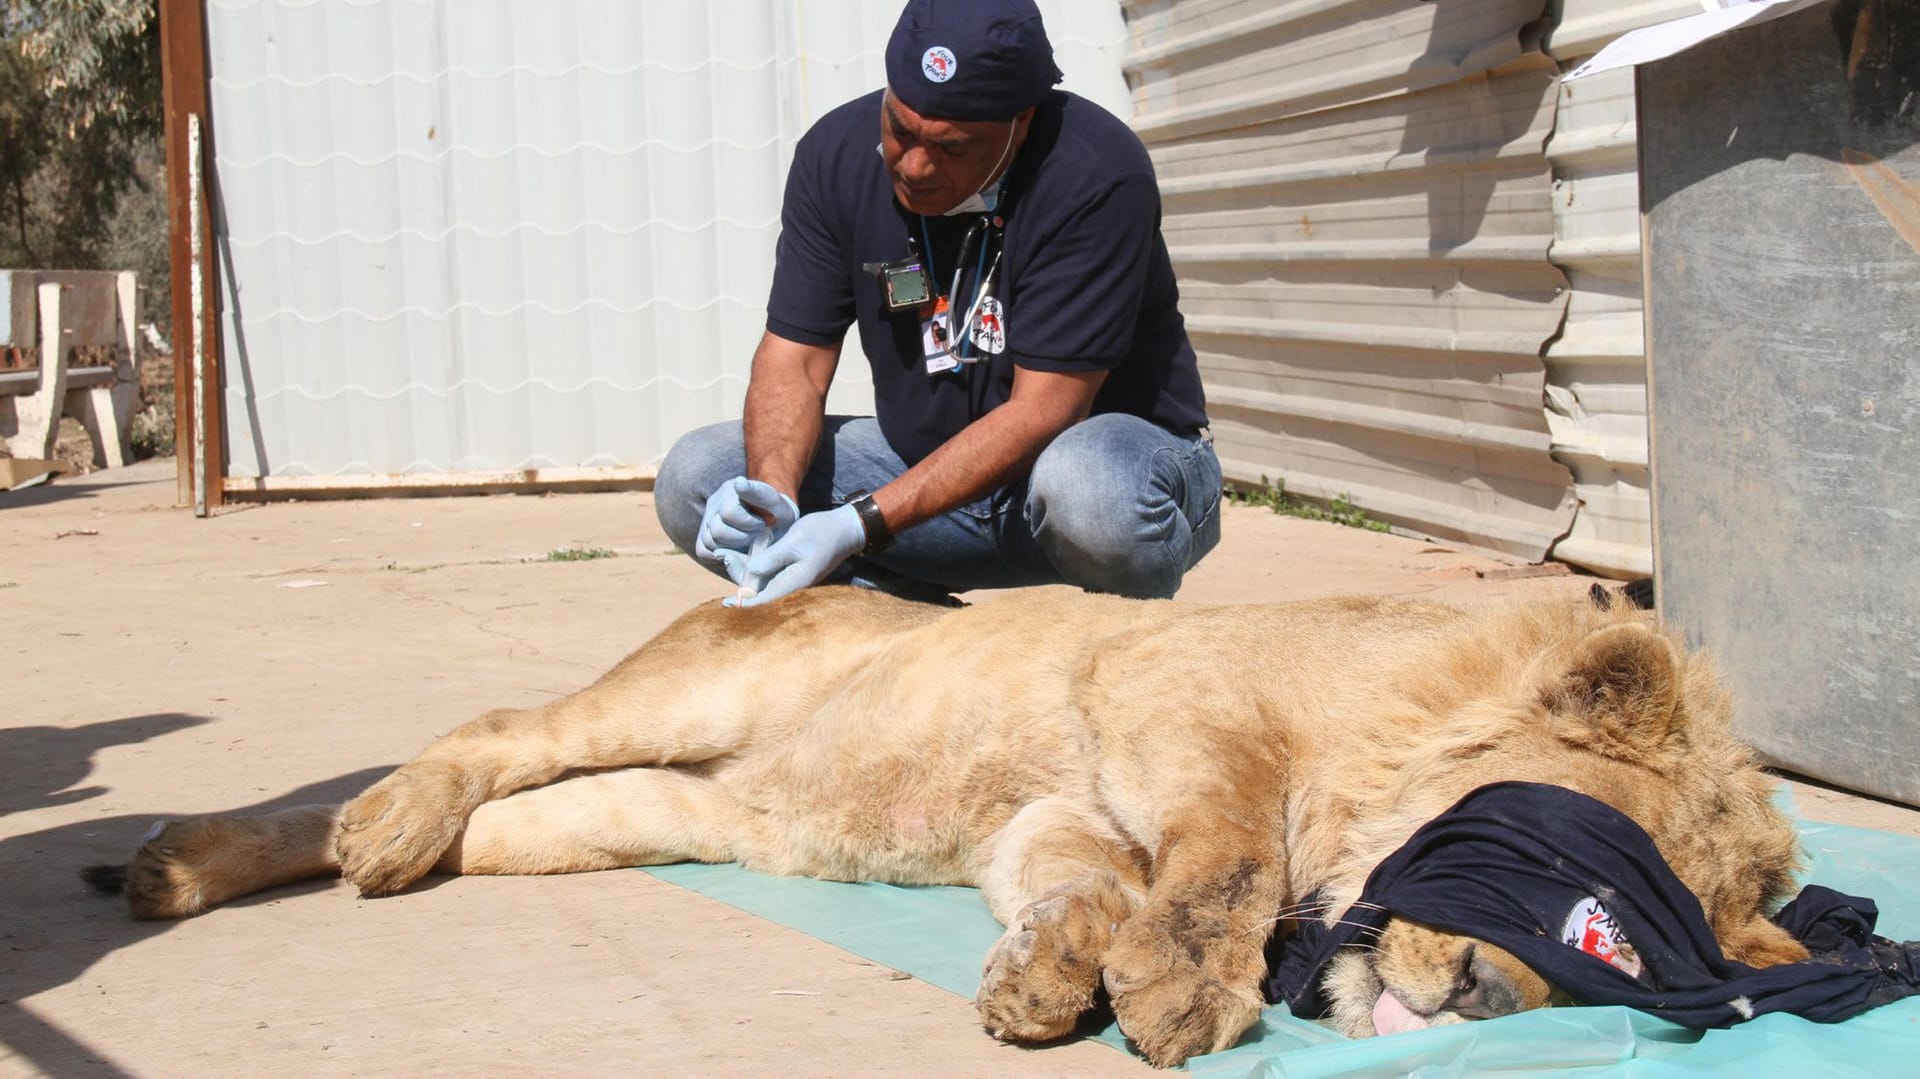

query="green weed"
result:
[545,546,617,562]
[1225,476,1391,533]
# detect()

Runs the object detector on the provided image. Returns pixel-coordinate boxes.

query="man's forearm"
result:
[743,333,839,499]
[744,378,822,499]
[872,368,1104,535]
[877,406,1045,529]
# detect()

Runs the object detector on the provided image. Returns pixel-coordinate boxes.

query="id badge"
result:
[922,296,959,375]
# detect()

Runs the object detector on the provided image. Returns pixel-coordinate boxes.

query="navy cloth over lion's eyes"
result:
[1265,782,1920,1028]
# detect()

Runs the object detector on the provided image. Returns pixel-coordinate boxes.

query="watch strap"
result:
[843,489,893,553]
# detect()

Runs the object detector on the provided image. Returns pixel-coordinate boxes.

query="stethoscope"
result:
[917,212,1004,364]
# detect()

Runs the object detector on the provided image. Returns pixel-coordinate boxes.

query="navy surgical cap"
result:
[885,0,1064,121]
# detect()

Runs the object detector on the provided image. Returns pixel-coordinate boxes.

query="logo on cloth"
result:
[922,46,957,83]
[969,296,1006,355]
[1561,895,1644,979]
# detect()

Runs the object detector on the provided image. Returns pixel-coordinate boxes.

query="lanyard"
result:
[919,214,1002,363]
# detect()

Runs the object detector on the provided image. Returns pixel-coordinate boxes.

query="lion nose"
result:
[1445,948,1530,1020]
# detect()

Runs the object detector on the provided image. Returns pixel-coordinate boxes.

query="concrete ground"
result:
[4,459,1916,1077]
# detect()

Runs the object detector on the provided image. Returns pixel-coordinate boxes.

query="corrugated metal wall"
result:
[1121,0,1708,571]
[203,0,1130,487]
[1538,0,1697,577]
[202,0,1695,552]
[1538,61,1651,577]
[1126,0,1577,561]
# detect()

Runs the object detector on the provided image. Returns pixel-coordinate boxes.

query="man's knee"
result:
[1028,424,1135,530]
[1025,417,1219,599]
[654,421,746,551]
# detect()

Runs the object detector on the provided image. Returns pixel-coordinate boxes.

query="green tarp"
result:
[644,809,1920,1075]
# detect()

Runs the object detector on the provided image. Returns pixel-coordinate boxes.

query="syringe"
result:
[734,529,771,605]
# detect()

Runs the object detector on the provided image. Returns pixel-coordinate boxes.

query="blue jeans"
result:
[654,414,1222,599]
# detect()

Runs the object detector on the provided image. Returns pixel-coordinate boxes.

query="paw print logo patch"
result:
[922,46,957,83]
[1562,895,1644,979]
[969,297,1006,355]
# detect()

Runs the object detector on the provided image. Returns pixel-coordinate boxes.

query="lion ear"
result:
[1543,623,1680,758]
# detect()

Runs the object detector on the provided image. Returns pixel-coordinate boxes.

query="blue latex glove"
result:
[725,503,866,608]
[695,477,798,583]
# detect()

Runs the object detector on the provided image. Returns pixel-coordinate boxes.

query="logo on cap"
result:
[922,46,957,83]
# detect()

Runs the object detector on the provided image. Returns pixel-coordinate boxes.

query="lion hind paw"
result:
[115,820,222,919]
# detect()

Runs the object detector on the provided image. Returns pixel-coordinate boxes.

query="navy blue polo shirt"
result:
[765,89,1208,466]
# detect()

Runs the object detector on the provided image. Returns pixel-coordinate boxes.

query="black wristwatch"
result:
[843,489,893,553]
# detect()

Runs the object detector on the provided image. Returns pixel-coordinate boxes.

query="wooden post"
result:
[158,0,223,510]
[189,114,208,517]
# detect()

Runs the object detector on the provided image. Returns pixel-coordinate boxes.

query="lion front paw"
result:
[1101,939,1263,1067]
[976,893,1107,1043]
[335,762,474,896]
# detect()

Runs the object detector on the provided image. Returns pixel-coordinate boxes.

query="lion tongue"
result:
[1371,990,1432,1037]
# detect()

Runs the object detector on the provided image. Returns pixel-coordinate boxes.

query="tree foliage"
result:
[1,0,163,286]
[13,0,157,129]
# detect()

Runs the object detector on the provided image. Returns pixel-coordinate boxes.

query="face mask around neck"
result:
[942,122,1017,216]
[943,174,1005,216]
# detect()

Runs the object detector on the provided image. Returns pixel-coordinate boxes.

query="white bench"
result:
[1,270,141,468]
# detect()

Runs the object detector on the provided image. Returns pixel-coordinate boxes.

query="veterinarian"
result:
[654,0,1219,606]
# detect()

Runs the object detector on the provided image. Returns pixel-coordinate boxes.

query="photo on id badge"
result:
[922,296,959,374]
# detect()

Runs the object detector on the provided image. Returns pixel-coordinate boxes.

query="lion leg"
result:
[972,797,1147,1045]
[436,767,743,876]
[116,806,341,919]
[110,769,746,918]
[338,610,788,896]
[1100,817,1289,1068]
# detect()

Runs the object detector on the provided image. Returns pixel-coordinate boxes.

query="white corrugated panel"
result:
[1541,62,1651,577]
[204,0,1130,485]
[1128,0,1578,560]
[1545,0,1700,60]
[1537,0,1699,577]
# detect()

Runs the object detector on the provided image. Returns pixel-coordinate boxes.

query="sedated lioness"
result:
[100,586,1808,1067]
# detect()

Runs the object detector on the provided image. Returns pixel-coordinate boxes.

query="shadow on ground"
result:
[0,728,390,1078]
[0,478,149,512]
[0,714,207,816]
